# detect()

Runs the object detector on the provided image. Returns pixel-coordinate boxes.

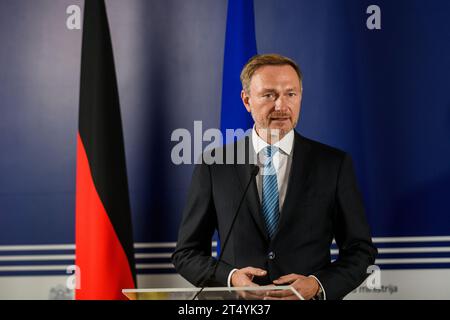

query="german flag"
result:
[75,0,136,300]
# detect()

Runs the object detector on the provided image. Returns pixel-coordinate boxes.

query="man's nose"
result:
[274,96,288,111]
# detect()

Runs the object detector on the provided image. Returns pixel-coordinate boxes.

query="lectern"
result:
[122,286,304,300]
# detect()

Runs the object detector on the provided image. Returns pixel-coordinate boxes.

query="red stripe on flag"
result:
[75,133,135,300]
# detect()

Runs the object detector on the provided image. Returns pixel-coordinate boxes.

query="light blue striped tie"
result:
[261,146,279,239]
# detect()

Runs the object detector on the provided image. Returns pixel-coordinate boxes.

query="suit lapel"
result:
[234,136,269,242]
[276,132,312,235]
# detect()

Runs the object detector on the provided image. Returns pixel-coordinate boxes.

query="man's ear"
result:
[241,90,251,113]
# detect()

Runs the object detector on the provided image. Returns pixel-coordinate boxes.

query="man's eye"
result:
[288,92,296,97]
[263,94,274,98]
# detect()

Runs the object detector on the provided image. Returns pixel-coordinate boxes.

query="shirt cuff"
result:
[227,269,238,288]
[308,275,326,300]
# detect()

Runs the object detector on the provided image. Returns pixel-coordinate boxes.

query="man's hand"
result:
[265,274,320,300]
[231,267,268,300]
[231,266,267,287]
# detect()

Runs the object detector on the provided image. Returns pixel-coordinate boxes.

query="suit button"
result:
[268,251,275,260]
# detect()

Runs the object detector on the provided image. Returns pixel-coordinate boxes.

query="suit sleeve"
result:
[172,162,234,287]
[312,153,378,299]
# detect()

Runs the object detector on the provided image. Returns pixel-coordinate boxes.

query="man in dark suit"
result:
[172,54,377,300]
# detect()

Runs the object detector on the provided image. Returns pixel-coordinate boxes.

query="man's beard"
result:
[253,111,297,143]
[257,117,294,143]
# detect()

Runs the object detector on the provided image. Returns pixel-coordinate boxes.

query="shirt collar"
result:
[251,126,294,156]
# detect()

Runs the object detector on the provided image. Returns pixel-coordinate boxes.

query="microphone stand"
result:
[192,165,260,300]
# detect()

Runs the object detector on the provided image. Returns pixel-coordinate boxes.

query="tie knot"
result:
[263,146,278,159]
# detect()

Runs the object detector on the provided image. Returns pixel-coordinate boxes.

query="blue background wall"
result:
[1,0,449,274]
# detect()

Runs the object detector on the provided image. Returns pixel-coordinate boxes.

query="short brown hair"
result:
[240,53,303,93]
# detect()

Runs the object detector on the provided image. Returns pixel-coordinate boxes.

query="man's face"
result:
[241,65,302,141]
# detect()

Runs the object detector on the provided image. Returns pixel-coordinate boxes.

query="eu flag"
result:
[216,0,258,258]
[220,0,257,136]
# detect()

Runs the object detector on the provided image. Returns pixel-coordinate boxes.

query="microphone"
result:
[192,165,260,300]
